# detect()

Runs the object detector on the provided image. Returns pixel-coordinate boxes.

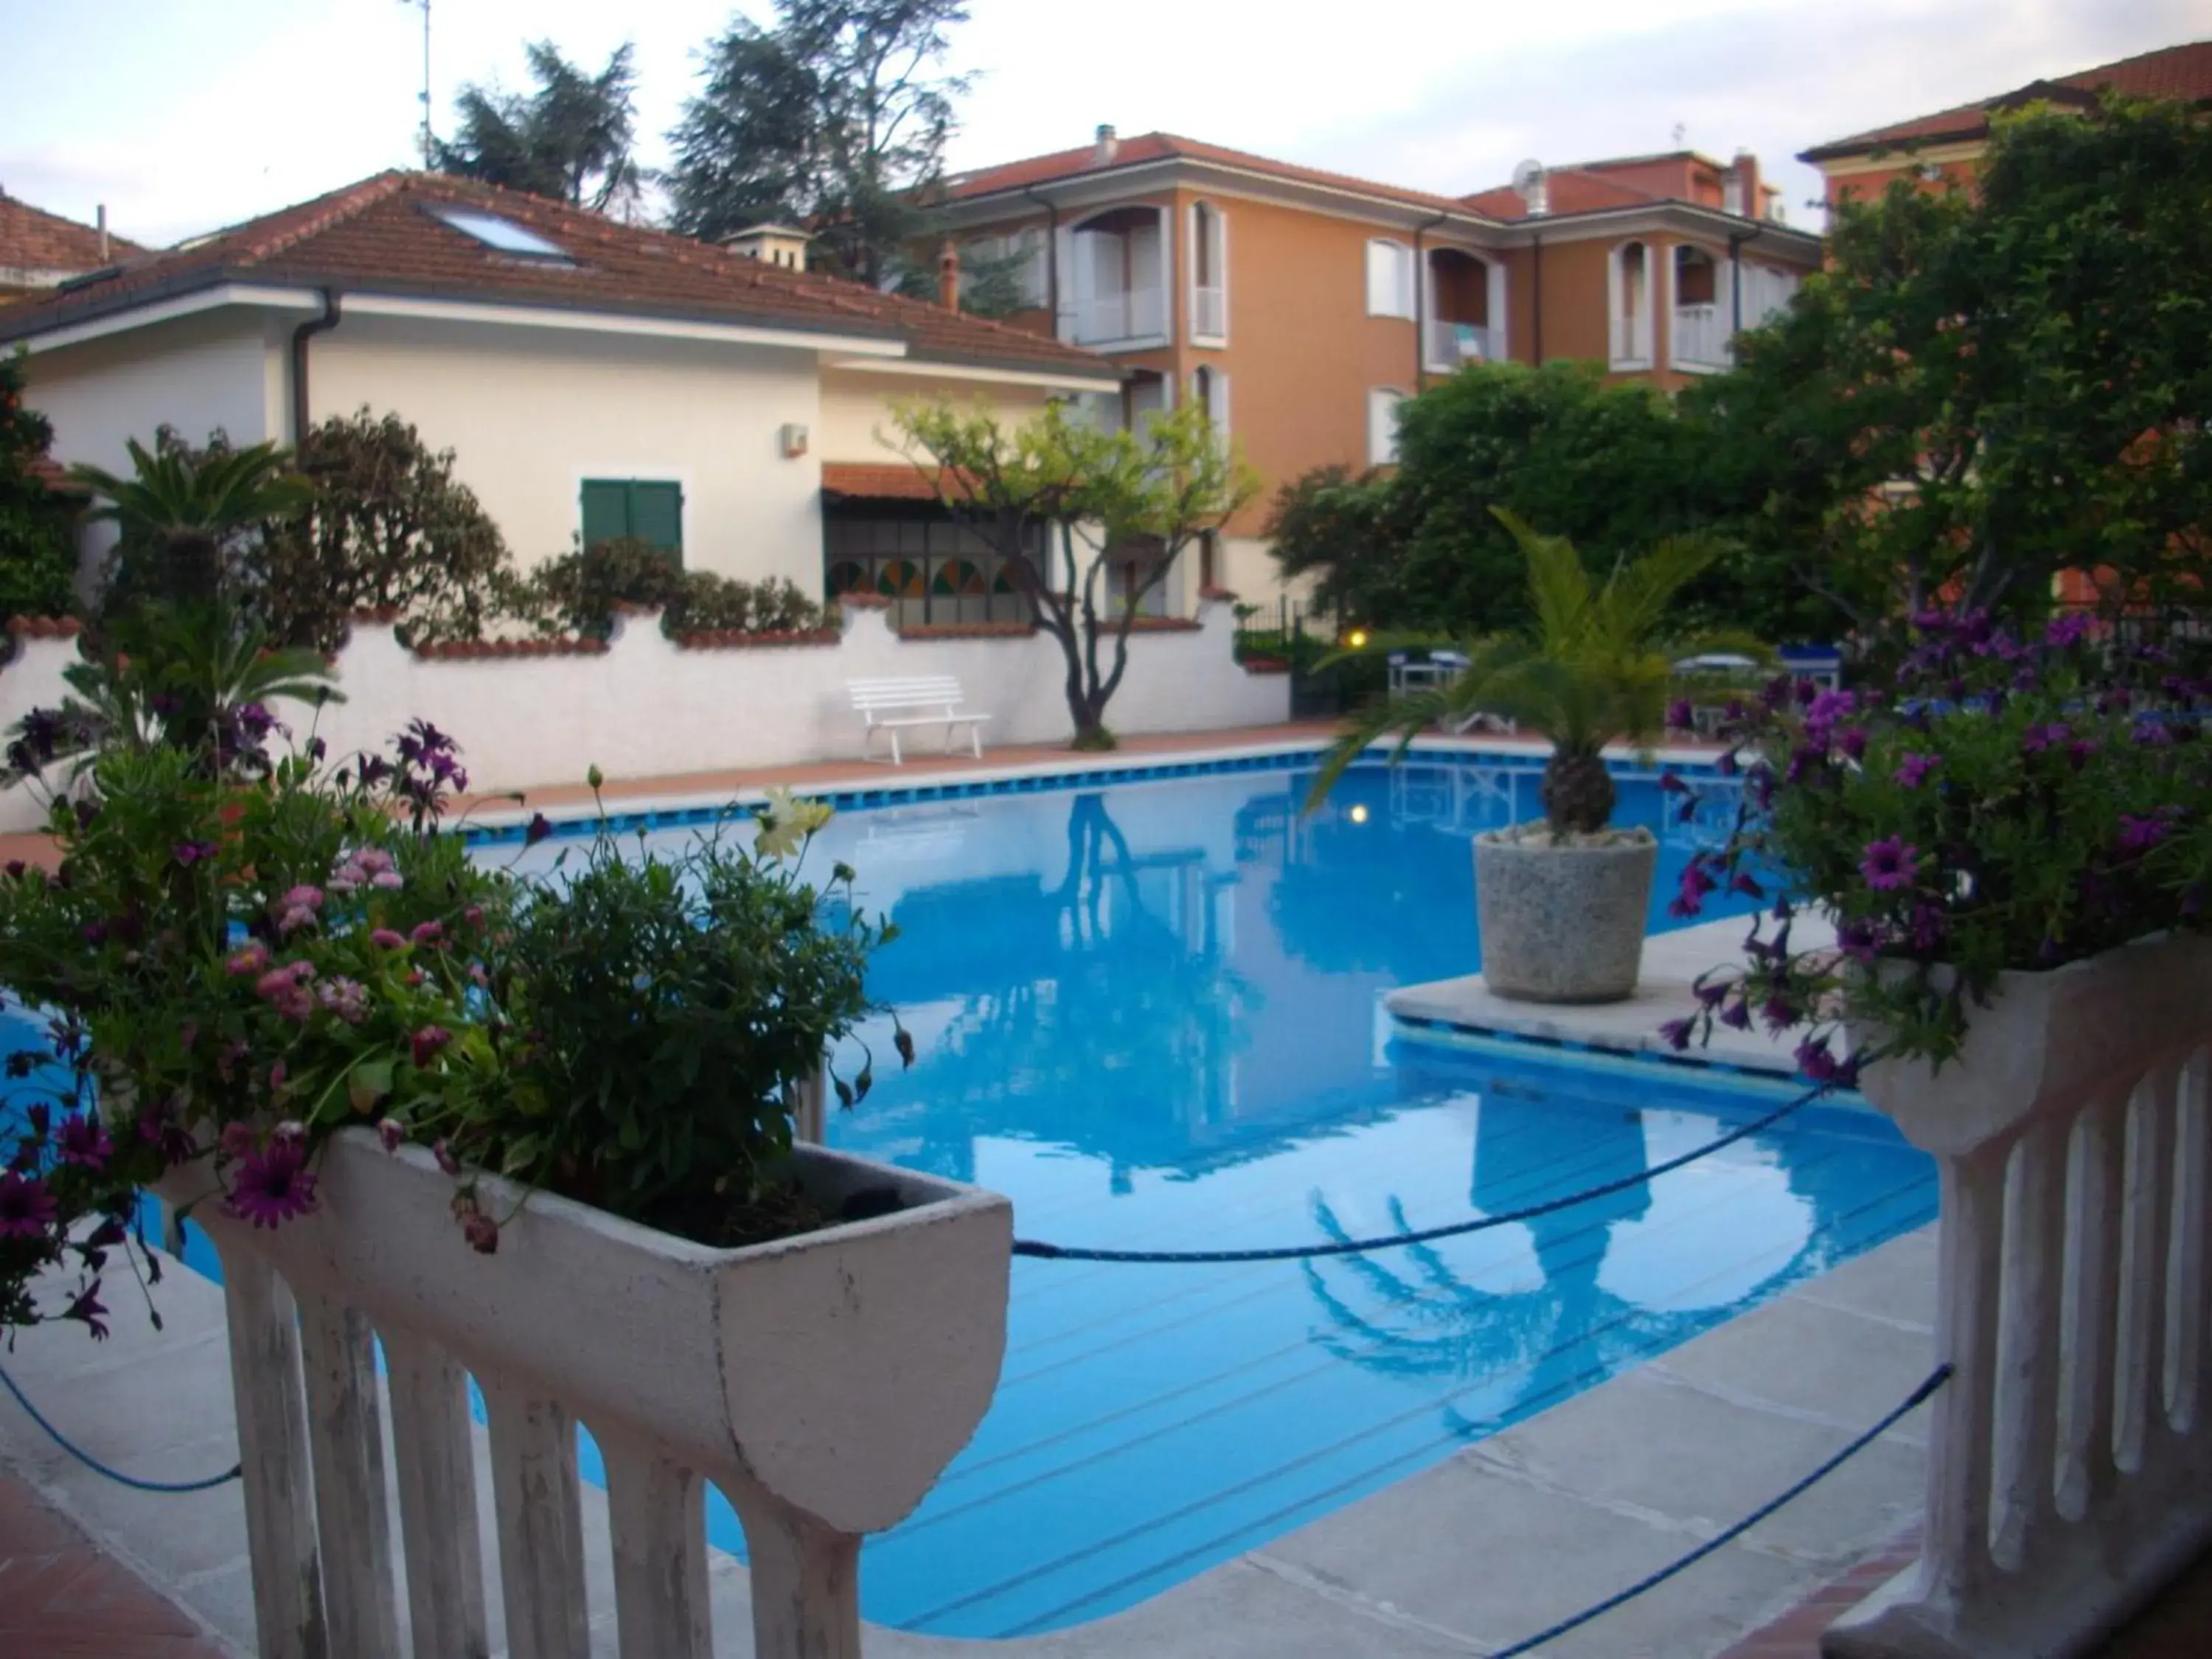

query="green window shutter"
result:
[628,481,684,563]
[580,479,630,548]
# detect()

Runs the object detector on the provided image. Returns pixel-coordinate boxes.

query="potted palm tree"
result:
[1308,509,1761,1004]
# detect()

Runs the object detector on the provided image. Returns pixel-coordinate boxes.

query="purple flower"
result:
[525,812,554,847]
[1860,836,1919,891]
[1908,902,1947,953]
[2117,813,2174,855]
[61,1284,108,1340]
[1760,992,1799,1032]
[1659,1017,1695,1051]
[1795,1037,1843,1085]
[1729,871,1766,899]
[219,1120,257,1160]
[223,1141,319,1230]
[376,1118,405,1153]
[1717,996,1753,1032]
[1838,727,1868,761]
[1806,689,1858,728]
[1694,979,1731,1009]
[411,1026,453,1068]
[1716,750,1739,777]
[173,840,219,867]
[432,1138,460,1176]
[1659,771,1688,794]
[0,1172,57,1238]
[2023,721,2068,754]
[1837,919,1882,964]
[2134,717,2176,748]
[55,1114,111,1169]
[1895,752,1938,789]
[2045,613,2093,648]
[370,928,408,950]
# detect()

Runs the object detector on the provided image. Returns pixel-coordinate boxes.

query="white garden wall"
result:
[0,600,1290,828]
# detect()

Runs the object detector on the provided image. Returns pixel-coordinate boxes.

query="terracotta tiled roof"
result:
[0,193,145,273]
[23,452,83,494]
[943,132,1492,219]
[820,462,947,502]
[1802,38,2212,161]
[1459,170,1666,219]
[0,173,1109,378]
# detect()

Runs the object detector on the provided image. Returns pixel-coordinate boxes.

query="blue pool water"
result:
[7,757,1938,1639]
[511,757,1935,1637]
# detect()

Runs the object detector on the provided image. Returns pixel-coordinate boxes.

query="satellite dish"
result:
[1510,158,1546,195]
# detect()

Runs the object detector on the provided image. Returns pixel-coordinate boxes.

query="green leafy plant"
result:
[1309,510,1764,835]
[1663,613,2212,1071]
[514,536,832,639]
[476,786,898,1242]
[71,437,313,613]
[0,349,77,626]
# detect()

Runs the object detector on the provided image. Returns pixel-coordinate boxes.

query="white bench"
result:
[849,676,991,765]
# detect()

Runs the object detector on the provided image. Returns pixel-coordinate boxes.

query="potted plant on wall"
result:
[1661,611,2212,1659]
[1307,509,1762,1003]
[0,681,1009,1658]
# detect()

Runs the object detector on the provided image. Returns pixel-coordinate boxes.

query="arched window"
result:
[1189,201,1228,344]
[1608,240,1652,369]
[1669,243,1731,372]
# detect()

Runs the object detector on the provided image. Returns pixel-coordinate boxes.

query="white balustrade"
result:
[1192,283,1226,341]
[1425,318,1494,372]
[163,1113,1012,1659]
[1609,313,1652,367]
[1669,303,1731,370]
[1828,933,2212,1658]
[1076,286,1166,345]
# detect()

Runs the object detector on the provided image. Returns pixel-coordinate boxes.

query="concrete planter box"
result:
[1473,827,1657,1004]
[1828,933,2212,1659]
[167,1129,1013,1659]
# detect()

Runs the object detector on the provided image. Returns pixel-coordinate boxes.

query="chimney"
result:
[1095,123,1119,166]
[1731,150,1761,220]
[97,204,109,262]
[937,237,961,310]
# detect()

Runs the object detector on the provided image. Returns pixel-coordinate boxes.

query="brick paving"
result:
[1717,1526,2212,1658]
[0,1476,230,1658]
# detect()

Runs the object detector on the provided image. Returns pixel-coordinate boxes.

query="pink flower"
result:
[355,848,394,877]
[219,1120,257,1160]
[370,928,407,950]
[226,942,270,976]
[268,1062,290,1096]
[316,977,370,1024]
[371,870,405,891]
[0,1172,57,1238]
[409,920,443,947]
[431,1138,459,1176]
[281,885,324,913]
[223,1141,319,1229]
[411,1026,453,1067]
[375,1118,405,1152]
[460,1208,499,1254]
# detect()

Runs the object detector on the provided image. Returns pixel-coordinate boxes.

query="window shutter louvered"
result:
[627,481,684,561]
[580,479,630,548]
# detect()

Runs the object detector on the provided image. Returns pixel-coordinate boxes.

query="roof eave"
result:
[946,152,1504,232]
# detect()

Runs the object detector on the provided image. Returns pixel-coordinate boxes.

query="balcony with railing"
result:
[1425,317,1498,372]
[1075,285,1166,347]
[1670,303,1731,372]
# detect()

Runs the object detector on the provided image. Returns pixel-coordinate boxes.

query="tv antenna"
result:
[398,0,432,164]
[1672,121,1687,147]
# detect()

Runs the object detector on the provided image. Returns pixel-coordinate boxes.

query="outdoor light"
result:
[779,422,810,459]
[1349,804,1369,824]
[1347,629,1369,650]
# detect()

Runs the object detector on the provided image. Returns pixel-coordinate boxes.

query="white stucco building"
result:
[0,171,1124,616]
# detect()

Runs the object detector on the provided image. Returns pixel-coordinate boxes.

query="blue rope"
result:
[1013,1081,1826,1262]
[0,1362,240,1495]
[1486,1363,1952,1658]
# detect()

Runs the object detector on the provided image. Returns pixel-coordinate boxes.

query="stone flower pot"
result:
[1826,932,2212,1659]
[164,1130,1012,1659]
[1473,824,1657,1004]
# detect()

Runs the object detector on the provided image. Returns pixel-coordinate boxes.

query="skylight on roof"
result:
[429,205,571,261]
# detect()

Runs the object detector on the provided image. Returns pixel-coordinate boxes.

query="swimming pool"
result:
[507,756,1937,1638]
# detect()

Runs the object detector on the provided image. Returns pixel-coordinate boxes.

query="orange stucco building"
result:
[1800,38,2212,209]
[890,129,1821,602]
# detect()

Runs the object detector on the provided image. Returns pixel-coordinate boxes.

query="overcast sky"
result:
[1,0,2197,248]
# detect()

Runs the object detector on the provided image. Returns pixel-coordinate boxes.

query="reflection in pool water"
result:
[666,760,1936,1638]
